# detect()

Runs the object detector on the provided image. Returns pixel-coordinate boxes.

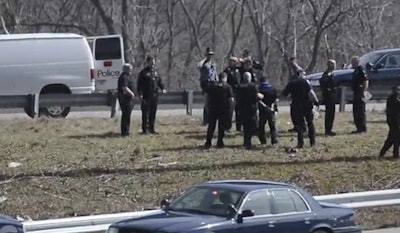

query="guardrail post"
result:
[108,90,118,118]
[186,90,193,116]
[339,86,346,112]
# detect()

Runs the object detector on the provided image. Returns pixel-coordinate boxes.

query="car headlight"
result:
[106,226,119,233]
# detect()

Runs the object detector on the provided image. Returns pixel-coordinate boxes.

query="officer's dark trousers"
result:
[379,123,400,158]
[141,96,158,132]
[241,110,257,148]
[206,111,227,144]
[323,93,336,134]
[290,103,305,132]
[118,97,134,136]
[292,104,315,147]
[352,97,367,132]
[235,103,242,131]
[258,110,277,144]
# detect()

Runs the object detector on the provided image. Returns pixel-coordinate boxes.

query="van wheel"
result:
[39,85,71,118]
[39,106,71,118]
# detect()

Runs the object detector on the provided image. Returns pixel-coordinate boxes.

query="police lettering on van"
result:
[97,69,121,78]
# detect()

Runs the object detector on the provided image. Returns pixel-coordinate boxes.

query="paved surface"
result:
[0,102,387,120]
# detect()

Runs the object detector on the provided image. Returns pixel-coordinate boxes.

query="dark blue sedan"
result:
[0,214,25,233]
[106,180,361,233]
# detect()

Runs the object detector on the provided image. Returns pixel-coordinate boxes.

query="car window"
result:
[271,189,309,214]
[168,187,244,217]
[240,190,272,216]
[94,37,122,60]
[383,54,400,69]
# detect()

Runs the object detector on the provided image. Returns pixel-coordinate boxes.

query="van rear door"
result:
[87,35,125,92]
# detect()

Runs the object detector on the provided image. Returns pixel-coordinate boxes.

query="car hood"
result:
[306,69,353,80]
[112,210,226,232]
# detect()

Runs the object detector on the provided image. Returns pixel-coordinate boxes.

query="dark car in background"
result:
[0,214,25,233]
[106,180,361,233]
[306,48,400,102]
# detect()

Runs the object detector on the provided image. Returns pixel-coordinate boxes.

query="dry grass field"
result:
[0,110,399,230]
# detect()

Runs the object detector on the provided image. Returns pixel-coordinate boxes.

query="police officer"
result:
[224,57,241,131]
[117,63,136,137]
[198,48,217,125]
[282,72,319,148]
[137,56,166,134]
[237,72,263,149]
[378,85,400,159]
[258,76,278,146]
[239,58,258,84]
[319,59,338,136]
[350,56,369,133]
[205,72,234,149]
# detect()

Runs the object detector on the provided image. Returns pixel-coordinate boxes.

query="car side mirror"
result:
[375,63,384,69]
[366,62,373,70]
[160,198,171,209]
[236,209,255,224]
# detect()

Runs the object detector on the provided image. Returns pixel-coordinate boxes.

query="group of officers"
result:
[115,48,400,157]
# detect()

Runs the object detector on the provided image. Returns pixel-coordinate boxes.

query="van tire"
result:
[39,85,71,118]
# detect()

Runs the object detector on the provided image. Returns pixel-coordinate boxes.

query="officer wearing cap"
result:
[320,59,338,136]
[198,47,217,125]
[204,72,234,148]
[137,56,166,134]
[379,85,400,159]
[117,63,136,137]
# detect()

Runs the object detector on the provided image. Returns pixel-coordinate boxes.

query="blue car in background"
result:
[0,214,25,233]
[306,48,400,102]
[106,180,361,233]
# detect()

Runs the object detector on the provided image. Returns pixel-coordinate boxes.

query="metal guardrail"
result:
[22,188,400,233]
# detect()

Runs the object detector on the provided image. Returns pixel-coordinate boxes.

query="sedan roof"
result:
[197,180,294,193]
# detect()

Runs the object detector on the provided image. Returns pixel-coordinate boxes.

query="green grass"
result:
[0,111,399,229]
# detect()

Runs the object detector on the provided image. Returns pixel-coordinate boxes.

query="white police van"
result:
[0,33,124,118]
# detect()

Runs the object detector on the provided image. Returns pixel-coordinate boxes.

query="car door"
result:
[235,189,280,233]
[86,35,125,92]
[368,53,400,98]
[269,188,315,233]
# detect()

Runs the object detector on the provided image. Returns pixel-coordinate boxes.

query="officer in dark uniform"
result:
[205,72,234,148]
[258,76,278,145]
[117,63,136,137]
[379,85,400,159]
[282,72,319,148]
[237,72,262,149]
[350,56,369,133]
[137,56,166,134]
[242,49,263,71]
[223,57,241,131]
[239,58,258,84]
[319,59,338,136]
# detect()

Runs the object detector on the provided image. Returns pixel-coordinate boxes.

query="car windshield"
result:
[168,186,245,217]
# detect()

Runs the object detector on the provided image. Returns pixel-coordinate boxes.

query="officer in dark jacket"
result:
[205,72,234,148]
[224,57,241,131]
[258,76,278,145]
[282,73,319,148]
[137,56,166,134]
[117,63,136,137]
[239,58,258,84]
[237,72,262,149]
[350,56,369,133]
[319,59,338,136]
[379,85,400,159]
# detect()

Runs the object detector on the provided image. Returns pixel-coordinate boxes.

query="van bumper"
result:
[70,86,95,94]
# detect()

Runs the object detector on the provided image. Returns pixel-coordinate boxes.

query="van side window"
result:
[95,38,121,60]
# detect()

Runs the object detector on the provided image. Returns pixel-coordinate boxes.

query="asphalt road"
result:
[0,102,387,120]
